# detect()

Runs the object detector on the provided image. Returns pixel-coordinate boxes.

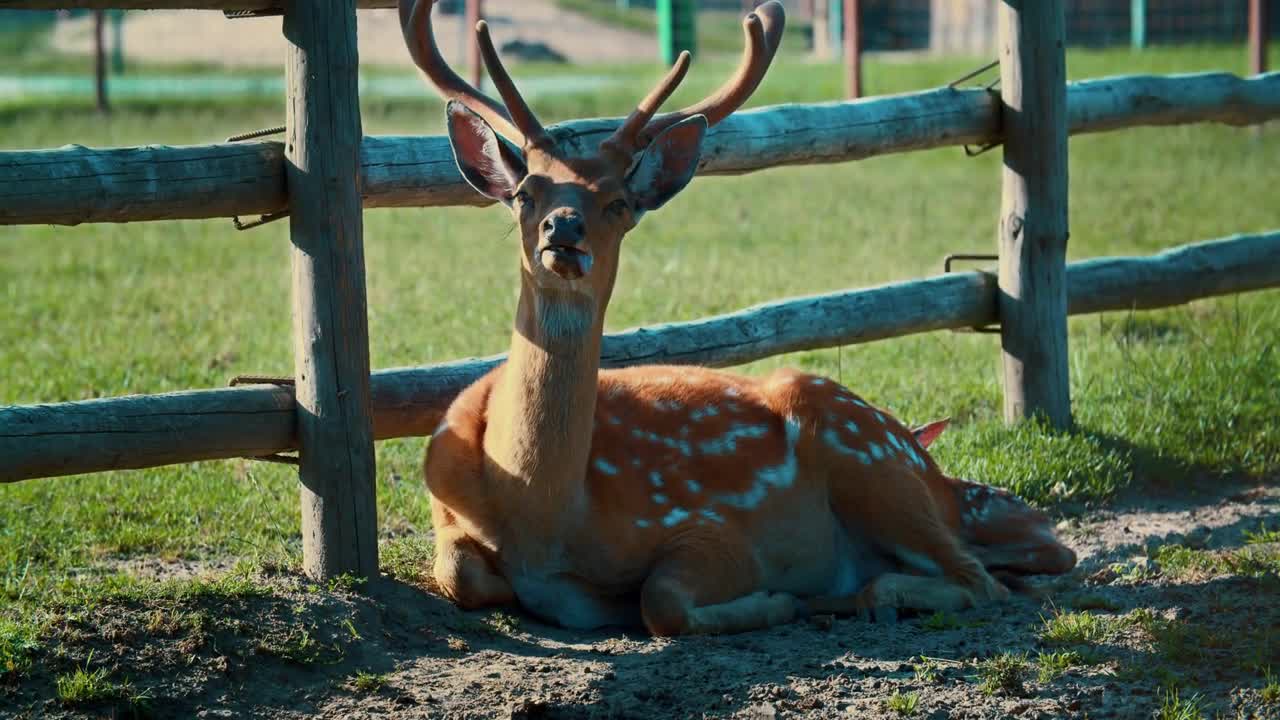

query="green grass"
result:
[884,689,920,716]
[350,670,388,693]
[1035,650,1081,683]
[1040,610,1128,646]
[1156,688,1206,720]
[0,616,40,679]
[975,652,1029,697]
[54,652,146,707]
[1262,667,1280,705]
[1,45,1279,613]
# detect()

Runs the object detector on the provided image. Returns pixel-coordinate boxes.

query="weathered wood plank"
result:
[4,73,1278,226]
[1067,72,1280,133]
[284,0,378,581]
[1067,232,1280,315]
[4,230,1278,482]
[996,0,1072,430]
[0,142,286,226]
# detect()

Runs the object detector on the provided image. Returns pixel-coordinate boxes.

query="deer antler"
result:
[399,0,550,149]
[604,0,786,157]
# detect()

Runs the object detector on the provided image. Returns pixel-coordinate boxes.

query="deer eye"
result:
[512,190,532,209]
[605,198,629,217]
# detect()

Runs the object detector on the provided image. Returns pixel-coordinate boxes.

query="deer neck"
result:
[485,280,604,502]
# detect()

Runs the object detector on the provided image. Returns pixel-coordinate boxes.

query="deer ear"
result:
[626,115,708,212]
[446,101,527,205]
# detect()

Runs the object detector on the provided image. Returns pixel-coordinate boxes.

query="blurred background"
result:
[2,1,1276,114]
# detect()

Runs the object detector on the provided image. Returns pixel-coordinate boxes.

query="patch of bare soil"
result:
[4,482,1279,720]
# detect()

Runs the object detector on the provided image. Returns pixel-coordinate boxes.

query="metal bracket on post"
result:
[944,253,1000,334]
[948,59,1002,157]
[229,375,300,465]
[226,126,289,231]
[224,8,284,19]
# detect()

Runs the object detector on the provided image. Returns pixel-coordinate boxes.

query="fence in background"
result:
[2,0,1279,582]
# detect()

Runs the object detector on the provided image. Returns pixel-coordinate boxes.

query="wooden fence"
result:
[2,1,1278,582]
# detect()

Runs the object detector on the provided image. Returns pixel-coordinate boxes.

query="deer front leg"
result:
[640,538,798,636]
[431,509,514,609]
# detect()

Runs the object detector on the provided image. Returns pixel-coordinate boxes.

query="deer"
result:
[401,0,1077,636]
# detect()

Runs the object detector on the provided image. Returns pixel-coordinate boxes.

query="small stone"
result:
[810,613,834,631]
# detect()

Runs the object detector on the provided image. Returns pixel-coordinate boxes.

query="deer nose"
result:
[541,210,585,244]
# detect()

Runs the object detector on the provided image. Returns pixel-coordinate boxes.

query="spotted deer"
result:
[402,0,1076,635]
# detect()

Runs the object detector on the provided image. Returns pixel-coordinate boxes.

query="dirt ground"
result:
[4,479,1279,719]
[49,1,657,69]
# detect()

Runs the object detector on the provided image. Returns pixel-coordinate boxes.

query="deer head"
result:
[400,0,785,337]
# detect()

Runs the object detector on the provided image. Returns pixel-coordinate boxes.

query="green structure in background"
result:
[657,0,697,65]
[1131,0,1147,49]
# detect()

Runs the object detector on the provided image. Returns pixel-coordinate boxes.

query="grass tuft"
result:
[350,670,388,694]
[1035,650,1081,683]
[1039,610,1127,646]
[380,536,435,584]
[1155,687,1205,720]
[976,652,1029,697]
[0,616,39,679]
[884,689,920,716]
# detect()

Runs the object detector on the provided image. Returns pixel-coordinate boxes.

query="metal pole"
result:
[110,9,125,74]
[1250,0,1269,76]
[828,0,842,59]
[844,0,861,98]
[467,0,482,89]
[93,10,108,114]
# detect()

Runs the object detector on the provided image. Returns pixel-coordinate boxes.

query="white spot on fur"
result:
[716,418,800,510]
[608,415,622,426]
[869,443,885,461]
[652,493,668,504]
[690,405,720,422]
[649,470,664,488]
[593,458,619,475]
[724,386,741,397]
[811,377,827,386]
[635,519,651,529]
[845,420,860,435]
[661,507,691,527]
[686,480,702,493]
[698,423,769,455]
[700,508,726,524]
[874,411,887,424]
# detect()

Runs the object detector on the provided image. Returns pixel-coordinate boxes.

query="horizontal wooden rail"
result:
[3,230,1277,482]
[4,73,1277,226]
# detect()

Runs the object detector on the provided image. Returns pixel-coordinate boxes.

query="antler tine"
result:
[638,1,785,147]
[603,51,692,157]
[398,0,542,148]
[475,21,550,147]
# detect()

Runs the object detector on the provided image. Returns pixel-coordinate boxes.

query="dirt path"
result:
[49,1,656,69]
[5,481,1278,720]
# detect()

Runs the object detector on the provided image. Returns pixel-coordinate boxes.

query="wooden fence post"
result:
[996,0,1072,430]
[283,0,379,581]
